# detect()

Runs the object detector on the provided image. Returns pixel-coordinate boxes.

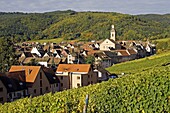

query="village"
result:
[0,25,156,103]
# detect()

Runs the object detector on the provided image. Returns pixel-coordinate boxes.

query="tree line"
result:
[0,10,169,42]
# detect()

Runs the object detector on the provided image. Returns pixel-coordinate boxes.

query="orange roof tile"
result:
[56,64,91,73]
[9,66,41,83]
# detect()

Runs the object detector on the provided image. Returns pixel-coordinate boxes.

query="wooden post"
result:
[83,94,89,113]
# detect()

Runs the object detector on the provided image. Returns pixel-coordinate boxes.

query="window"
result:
[77,76,80,80]
[34,89,36,94]
[40,80,42,87]
[0,97,3,102]
[91,81,93,84]
[40,88,43,95]
[0,88,3,92]
[56,83,58,87]
[40,72,42,79]
[88,75,90,78]
[17,93,21,98]
[61,76,63,80]
[77,83,80,87]
[61,83,63,87]
[88,82,90,85]
[46,87,48,91]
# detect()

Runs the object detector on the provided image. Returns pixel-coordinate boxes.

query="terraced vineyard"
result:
[107,51,170,74]
[0,52,170,112]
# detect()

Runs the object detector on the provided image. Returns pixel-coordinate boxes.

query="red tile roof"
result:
[9,66,41,83]
[56,64,91,73]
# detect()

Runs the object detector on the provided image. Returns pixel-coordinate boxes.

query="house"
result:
[94,52,112,68]
[115,49,137,62]
[61,49,69,57]
[0,72,27,103]
[67,53,78,64]
[9,66,58,97]
[127,49,137,59]
[47,57,61,68]
[145,42,156,56]
[42,67,60,93]
[116,50,131,62]
[93,67,110,83]
[134,44,147,58]
[35,57,50,67]
[56,64,97,91]
[19,52,33,64]
[31,47,44,57]
[0,76,7,103]
[102,51,118,64]
[43,52,54,58]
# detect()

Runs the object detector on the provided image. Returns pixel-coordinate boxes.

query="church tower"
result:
[110,25,116,41]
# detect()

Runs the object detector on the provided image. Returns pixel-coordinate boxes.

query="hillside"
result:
[0,11,170,42]
[106,51,170,74]
[0,52,169,112]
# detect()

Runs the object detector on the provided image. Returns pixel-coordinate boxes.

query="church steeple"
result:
[110,25,116,41]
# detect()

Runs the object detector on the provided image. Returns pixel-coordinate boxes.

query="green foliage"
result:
[106,51,170,74]
[85,55,95,64]
[0,11,170,42]
[0,53,170,112]
[0,67,169,112]
[152,38,170,53]
[0,37,18,72]
[26,59,39,66]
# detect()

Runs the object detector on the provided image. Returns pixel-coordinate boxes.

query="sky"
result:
[0,0,170,15]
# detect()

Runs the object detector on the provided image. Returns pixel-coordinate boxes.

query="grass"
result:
[29,38,64,44]
[106,51,170,74]
[154,37,170,42]
[28,38,82,44]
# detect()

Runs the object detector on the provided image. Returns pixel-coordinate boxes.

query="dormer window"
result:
[8,84,12,88]
[19,82,23,86]
[0,88,3,92]
[28,69,32,75]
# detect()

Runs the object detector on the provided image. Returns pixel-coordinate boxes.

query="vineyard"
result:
[107,51,170,74]
[0,64,170,112]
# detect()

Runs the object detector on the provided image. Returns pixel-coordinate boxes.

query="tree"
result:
[0,37,18,72]
[123,30,139,40]
[85,55,95,64]
[27,59,39,66]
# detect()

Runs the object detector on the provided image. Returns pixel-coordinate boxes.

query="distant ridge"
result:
[0,10,169,42]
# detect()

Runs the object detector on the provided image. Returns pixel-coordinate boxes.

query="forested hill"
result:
[0,10,170,42]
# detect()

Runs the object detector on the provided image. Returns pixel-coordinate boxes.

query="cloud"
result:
[0,0,169,14]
